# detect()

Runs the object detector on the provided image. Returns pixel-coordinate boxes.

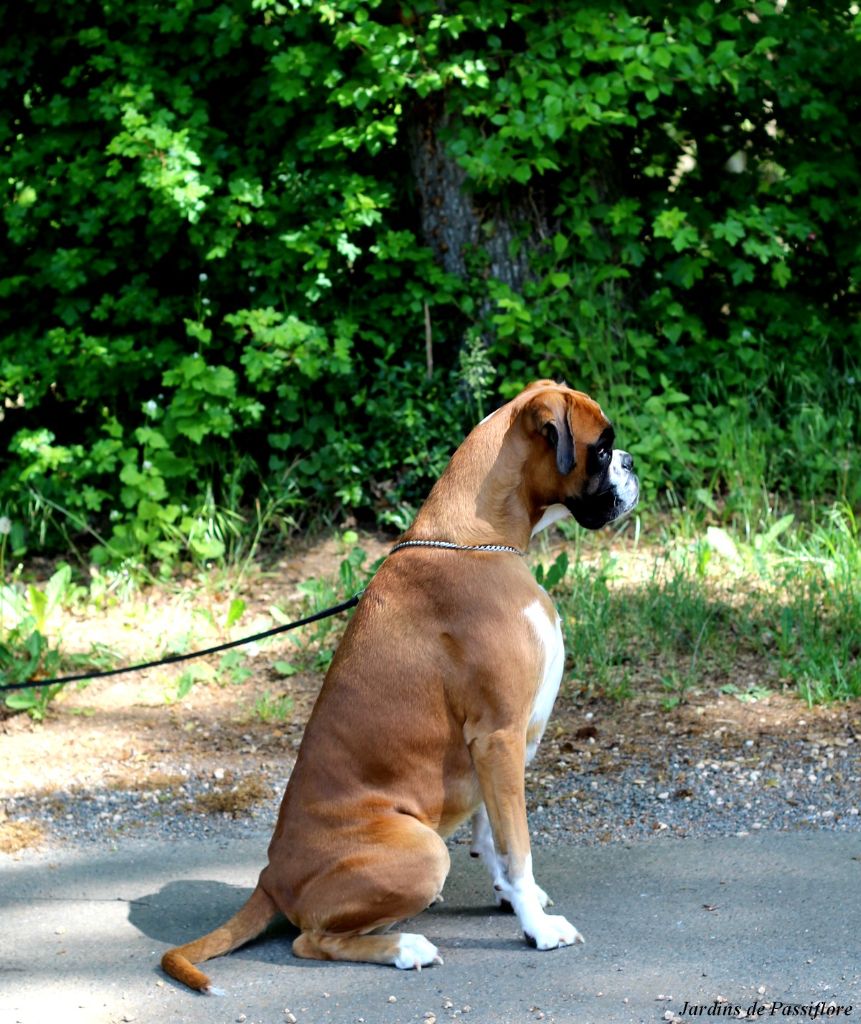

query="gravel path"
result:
[6,726,859,850]
[527,734,860,845]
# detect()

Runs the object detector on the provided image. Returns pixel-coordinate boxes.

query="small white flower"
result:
[142,460,153,470]
[143,399,159,417]
[199,272,208,282]
[0,515,12,535]
[201,297,210,306]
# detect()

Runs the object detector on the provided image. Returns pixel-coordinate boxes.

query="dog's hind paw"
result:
[394,933,444,970]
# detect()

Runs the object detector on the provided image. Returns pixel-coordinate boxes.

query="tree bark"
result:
[407,98,551,295]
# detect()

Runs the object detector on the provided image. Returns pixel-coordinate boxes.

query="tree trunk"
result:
[407,98,551,296]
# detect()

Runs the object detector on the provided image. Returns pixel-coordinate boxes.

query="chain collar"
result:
[389,539,524,556]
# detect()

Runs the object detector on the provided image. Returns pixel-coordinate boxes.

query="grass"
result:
[252,690,294,723]
[543,502,860,707]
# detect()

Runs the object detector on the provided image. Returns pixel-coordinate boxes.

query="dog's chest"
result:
[522,599,565,763]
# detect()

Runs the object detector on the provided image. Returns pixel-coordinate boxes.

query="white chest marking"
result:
[523,599,565,762]
[530,503,571,537]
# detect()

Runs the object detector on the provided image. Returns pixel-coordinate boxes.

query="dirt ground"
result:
[1,531,858,852]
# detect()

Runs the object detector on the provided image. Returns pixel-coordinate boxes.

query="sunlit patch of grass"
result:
[769,504,861,703]
[546,503,860,706]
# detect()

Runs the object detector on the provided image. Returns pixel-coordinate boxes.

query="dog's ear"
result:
[526,395,576,475]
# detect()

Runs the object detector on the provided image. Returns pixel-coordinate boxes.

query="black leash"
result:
[0,594,362,693]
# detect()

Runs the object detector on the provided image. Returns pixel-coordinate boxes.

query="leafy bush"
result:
[1,1,859,567]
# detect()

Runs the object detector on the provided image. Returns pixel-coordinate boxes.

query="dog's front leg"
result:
[468,730,584,950]
[470,805,554,910]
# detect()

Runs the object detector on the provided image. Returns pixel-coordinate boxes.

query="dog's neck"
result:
[404,414,537,553]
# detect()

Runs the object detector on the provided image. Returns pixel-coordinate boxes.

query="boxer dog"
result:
[162,379,638,990]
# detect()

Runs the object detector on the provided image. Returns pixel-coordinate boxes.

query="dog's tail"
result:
[161,884,279,994]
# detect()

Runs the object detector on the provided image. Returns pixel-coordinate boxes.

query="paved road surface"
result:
[2,833,859,1024]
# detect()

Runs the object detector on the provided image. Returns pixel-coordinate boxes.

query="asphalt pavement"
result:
[1,833,859,1024]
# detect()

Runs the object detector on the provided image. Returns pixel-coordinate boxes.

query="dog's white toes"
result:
[524,914,584,951]
[394,933,442,970]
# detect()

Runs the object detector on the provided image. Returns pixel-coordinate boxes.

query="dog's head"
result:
[513,380,639,532]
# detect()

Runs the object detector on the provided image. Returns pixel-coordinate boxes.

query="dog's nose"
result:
[620,451,634,472]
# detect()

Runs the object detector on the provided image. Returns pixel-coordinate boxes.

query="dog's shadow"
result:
[132,878,513,972]
[131,880,299,967]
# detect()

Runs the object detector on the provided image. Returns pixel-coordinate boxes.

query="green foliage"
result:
[0,564,91,718]
[1,2,859,567]
[532,551,570,592]
[452,3,861,504]
[290,540,375,649]
[252,690,294,723]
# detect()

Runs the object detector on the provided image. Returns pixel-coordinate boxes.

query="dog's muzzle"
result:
[566,450,639,530]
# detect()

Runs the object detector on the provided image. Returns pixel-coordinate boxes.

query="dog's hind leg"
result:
[294,929,444,969]
[289,814,449,969]
[161,884,279,993]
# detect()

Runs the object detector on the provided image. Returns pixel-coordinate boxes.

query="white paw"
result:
[394,933,444,970]
[523,913,584,951]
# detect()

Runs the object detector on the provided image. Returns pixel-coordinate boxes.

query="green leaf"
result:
[27,588,48,634]
[729,260,755,286]
[713,218,746,245]
[5,690,39,711]
[511,163,532,184]
[771,262,791,288]
[189,535,225,559]
[175,672,196,700]
[225,598,247,629]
